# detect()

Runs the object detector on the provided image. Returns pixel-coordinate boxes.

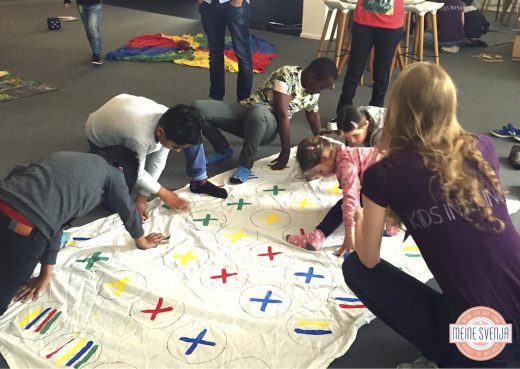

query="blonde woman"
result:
[343,63,520,367]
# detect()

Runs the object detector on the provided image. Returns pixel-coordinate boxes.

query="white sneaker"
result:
[441,45,459,53]
[397,356,438,368]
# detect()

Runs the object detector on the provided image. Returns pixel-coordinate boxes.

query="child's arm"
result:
[270,91,291,170]
[14,264,54,302]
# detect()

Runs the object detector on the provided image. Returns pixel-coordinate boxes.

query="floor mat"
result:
[0,71,58,103]
[1,149,516,368]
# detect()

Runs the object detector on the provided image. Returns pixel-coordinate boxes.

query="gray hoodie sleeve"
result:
[39,229,63,265]
[106,169,144,239]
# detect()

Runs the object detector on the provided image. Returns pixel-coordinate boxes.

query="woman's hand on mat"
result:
[14,265,53,302]
[135,194,149,221]
[269,151,290,170]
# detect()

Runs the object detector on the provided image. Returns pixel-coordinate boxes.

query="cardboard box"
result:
[513,34,520,61]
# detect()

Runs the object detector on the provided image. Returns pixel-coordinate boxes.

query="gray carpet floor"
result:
[0,0,519,367]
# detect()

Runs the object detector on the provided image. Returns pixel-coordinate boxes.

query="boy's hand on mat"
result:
[269,152,290,170]
[14,275,51,303]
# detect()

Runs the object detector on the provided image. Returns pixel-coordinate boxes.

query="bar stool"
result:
[404,1,445,65]
[316,0,357,73]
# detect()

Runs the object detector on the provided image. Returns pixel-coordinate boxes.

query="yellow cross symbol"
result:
[292,197,317,209]
[225,229,247,243]
[104,276,129,297]
[172,250,198,266]
[325,184,341,195]
[260,212,281,225]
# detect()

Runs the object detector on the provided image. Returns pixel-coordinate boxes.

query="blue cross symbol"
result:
[179,328,216,355]
[249,290,283,312]
[294,267,325,284]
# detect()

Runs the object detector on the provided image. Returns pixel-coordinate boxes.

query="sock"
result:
[190,179,228,199]
[230,166,251,184]
[286,229,325,251]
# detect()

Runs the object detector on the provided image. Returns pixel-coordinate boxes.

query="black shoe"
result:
[91,55,103,65]
[509,144,520,169]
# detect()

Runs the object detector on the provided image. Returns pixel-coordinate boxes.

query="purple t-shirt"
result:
[362,135,520,319]
[437,0,465,43]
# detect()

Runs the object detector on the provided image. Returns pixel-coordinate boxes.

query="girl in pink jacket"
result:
[287,136,386,255]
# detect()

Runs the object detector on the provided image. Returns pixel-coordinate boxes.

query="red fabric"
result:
[354,0,405,29]
[0,200,33,227]
[223,50,277,73]
[126,33,177,48]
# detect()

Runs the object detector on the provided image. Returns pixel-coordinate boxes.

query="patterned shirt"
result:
[245,66,320,119]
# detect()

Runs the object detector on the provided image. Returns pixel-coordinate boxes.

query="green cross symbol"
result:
[263,185,286,196]
[76,251,109,270]
[193,214,218,226]
[226,198,252,211]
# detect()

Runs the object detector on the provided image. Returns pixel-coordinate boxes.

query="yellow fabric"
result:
[172,50,240,73]
[161,33,201,49]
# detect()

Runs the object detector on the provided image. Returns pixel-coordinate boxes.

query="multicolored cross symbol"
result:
[193,214,218,226]
[249,290,283,312]
[179,328,216,355]
[226,198,251,211]
[294,267,325,284]
[263,185,286,196]
[257,246,282,261]
[210,268,237,284]
[76,252,109,270]
[141,297,173,321]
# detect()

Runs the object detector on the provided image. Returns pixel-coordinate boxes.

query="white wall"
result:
[300,0,327,39]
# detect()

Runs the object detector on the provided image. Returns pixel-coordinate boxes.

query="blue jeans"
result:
[184,144,207,181]
[77,3,102,56]
[337,23,403,110]
[199,1,253,101]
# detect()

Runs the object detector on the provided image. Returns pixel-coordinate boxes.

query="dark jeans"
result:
[0,212,48,316]
[317,199,343,236]
[343,252,520,367]
[199,0,253,101]
[337,23,403,110]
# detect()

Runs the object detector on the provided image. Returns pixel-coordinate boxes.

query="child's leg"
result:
[316,199,343,237]
[0,215,47,315]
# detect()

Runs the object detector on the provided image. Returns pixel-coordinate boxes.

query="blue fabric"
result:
[78,3,102,56]
[106,46,176,59]
[206,148,234,166]
[231,165,251,183]
[199,1,253,101]
[183,144,207,182]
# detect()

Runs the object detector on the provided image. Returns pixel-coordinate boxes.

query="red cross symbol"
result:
[141,297,173,321]
[210,268,237,284]
[257,245,282,261]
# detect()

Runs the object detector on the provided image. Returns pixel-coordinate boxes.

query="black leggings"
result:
[343,252,520,367]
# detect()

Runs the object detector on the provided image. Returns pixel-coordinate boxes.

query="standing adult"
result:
[64,0,103,65]
[335,0,404,112]
[198,0,253,102]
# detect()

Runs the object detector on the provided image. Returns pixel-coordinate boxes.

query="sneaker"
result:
[441,45,459,53]
[91,54,103,65]
[397,356,438,369]
[490,123,520,138]
[327,116,338,131]
[509,144,520,169]
[230,166,251,184]
[206,148,234,166]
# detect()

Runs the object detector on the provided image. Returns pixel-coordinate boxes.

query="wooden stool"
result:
[404,1,444,65]
[316,0,356,73]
